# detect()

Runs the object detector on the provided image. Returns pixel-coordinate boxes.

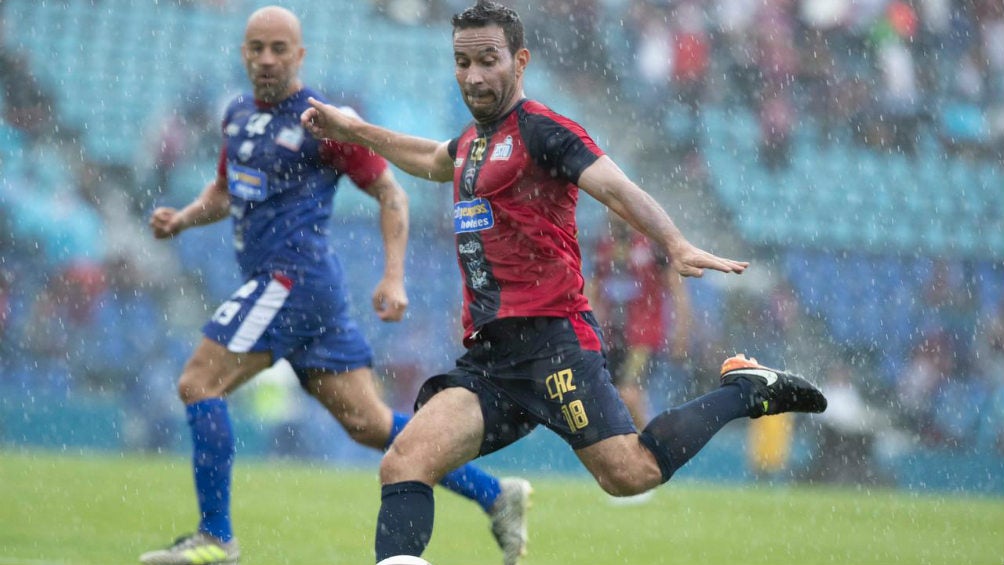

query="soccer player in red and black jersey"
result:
[302,2,828,563]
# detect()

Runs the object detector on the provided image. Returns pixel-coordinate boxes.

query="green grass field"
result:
[1,449,1001,565]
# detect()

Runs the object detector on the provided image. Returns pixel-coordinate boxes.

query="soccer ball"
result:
[375,556,431,565]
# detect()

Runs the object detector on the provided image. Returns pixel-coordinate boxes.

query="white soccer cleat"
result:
[376,556,432,565]
[607,490,655,506]
[139,532,239,565]
[489,477,533,565]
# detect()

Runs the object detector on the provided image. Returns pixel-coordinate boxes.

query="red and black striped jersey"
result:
[447,99,604,345]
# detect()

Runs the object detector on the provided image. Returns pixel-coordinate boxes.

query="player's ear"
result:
[514,47,530,78]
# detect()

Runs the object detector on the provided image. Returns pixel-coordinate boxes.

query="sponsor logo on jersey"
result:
[276,126,305,152]
[245,112,273,136]
[458,240,482,255]
[490,135,513,161]
[227,163,269,202]
[238,140,255,162]
[470,137,488,162]
[453,198,494,233]
[462,167,476,194]
[470,269,489,289]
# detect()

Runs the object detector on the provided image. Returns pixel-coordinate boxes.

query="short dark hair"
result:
[452,1,524,55]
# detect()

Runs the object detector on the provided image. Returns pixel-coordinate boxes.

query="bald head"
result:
[246,5,302,43]
[242,5,305,103]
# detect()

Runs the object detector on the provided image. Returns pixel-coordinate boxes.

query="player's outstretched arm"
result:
[300,97,454,183]
[149,175,230,239]
[578,156,749,278]
[362,169,410,323]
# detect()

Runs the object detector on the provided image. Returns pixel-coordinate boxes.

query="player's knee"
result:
[379,444,411,483]
[176,357,222,404]
[592,459,657,497]
[342,414,387,449]
[379,437,436,484]
[177,374,210,404]
[597,470,650,497]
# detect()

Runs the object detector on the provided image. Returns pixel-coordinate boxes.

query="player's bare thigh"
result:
[305,367,393,449]
[177,337,273,404]
[575,433,663,496]
[380,386,484,485]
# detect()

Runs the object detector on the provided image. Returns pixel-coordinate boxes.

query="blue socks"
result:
[187,398,236,542]
[184,404,500,547]
[387,412,501,512]
[639,380,753,482]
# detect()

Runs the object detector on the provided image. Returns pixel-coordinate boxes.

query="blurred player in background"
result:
[590,211,693,428]
[589,212,693,505]
[140,6,529,565]
[301,2,827,562]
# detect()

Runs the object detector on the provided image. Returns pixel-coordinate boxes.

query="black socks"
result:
[375,481,435,561]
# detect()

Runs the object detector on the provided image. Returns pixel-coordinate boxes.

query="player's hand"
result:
[300,97,357,142]
[670,241,748,278]
[372,277,408,322]
[149,207,186,239]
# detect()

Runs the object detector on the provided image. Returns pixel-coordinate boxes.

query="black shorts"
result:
[416,312,636,454]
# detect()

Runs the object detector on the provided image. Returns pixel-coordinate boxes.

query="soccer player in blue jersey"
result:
[139,6,529,565]
[301,2,827,563]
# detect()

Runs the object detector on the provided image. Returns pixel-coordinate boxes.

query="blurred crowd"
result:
[373,0,1004,164]
[1,1,1002,478]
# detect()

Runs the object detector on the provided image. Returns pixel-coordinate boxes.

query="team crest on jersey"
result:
[454,157,464,168]
[275,126,305,152]
[225,123,241,137]
[490,135,513,161]
[453,198,494,233]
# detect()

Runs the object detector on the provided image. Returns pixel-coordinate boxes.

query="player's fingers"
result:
[694,252,747,274]
[376,294,407,322]
[715,258,748,273]
[149,208,166,223]
[377,305,402,322]
[381,309,404,322]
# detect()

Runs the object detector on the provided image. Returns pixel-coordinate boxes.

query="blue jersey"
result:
[202,87,387,375]
[218,87,387,277]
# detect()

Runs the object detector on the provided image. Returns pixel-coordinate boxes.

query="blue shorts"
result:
[202,268,373,383]
[416,312,636,453]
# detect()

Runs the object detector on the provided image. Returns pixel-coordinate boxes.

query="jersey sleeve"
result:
[521,108,604,185]
[318,139,389,189]
[447,137,460,160]
[215,114,229,178]
[216,143,227,178]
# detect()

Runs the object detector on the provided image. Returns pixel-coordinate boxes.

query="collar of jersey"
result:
[474,98,526,136]
[254,88,308,111]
